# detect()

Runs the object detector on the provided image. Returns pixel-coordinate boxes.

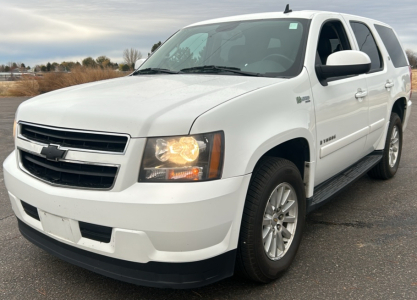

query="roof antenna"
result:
[284,4,292,13]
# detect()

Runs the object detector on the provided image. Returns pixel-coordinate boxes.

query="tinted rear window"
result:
[374,24,408,68]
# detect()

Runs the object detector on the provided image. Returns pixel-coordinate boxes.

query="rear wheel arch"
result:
[391,97,407,124]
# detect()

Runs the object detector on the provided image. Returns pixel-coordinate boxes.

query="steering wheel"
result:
[262,54,294,69]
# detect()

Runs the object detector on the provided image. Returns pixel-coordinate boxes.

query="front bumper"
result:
[3,151,251,288]
[18,219,236,289]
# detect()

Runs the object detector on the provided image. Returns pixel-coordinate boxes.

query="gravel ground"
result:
[1,96,416,300]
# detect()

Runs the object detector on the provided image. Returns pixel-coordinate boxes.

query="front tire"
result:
[236,157,306,283]
[368,113,403,180]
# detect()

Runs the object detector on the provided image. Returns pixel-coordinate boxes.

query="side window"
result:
[316,20,351,65]
[350,22,382,72]
[374,24,408,68]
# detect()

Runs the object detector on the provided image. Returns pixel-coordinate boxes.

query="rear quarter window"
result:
[374,24,408,68]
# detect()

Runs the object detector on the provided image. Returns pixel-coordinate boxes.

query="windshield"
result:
[138,18,310,77]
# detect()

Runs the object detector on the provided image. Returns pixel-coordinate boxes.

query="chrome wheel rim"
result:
[389,125,400,168]
[262,182,298,260]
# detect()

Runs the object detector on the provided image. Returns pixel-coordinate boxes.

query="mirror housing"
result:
[316,50,371,80]
[135,58,147,69]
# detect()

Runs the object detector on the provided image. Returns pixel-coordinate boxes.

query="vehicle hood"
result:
[17,75,280,137]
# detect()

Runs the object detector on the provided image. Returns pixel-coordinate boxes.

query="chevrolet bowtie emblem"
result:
[40,145,67,161]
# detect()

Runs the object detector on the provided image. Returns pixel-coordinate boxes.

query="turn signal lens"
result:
[13,119,17,139]
[410,66,413,98]
[139,132,224,182]
[209,133,222,179]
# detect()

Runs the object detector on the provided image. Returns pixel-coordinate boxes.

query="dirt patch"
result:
[413,69,417,91]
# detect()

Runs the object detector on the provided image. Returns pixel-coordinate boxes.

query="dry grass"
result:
[7,67,125,97]
[0,81,19,97]
[413,70,417,91]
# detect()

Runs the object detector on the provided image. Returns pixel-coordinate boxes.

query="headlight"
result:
[139,131,224,182]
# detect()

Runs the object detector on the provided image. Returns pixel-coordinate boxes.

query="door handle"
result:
[355,89,367,100]
[385,80,394,89]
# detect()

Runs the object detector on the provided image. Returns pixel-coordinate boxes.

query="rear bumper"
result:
[18,219,236,289]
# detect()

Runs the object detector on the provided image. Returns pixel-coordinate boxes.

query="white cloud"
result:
[0,0,416,66]
[1,5,111,43]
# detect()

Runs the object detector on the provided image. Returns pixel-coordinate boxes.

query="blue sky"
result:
[1,0,416,67]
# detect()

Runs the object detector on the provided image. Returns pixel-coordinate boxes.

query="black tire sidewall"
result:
[252,162,306,280]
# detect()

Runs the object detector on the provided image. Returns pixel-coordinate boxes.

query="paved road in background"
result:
[1,96,416,299]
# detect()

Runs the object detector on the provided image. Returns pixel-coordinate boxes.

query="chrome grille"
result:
[20,150,118,190]
[20,123,129,154]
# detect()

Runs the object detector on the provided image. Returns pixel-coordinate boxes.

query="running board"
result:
[307,153,382,213]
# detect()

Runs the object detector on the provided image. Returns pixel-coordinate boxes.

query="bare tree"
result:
[123,48,142,69]
[406,49,417,68]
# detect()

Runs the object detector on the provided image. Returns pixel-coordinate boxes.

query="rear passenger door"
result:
[344,16,388,152]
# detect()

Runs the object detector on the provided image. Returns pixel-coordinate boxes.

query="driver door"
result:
[308,15,370,185]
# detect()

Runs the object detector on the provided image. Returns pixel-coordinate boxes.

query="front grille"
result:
[20,123,128,153]
[79,222,112,243]
[21,200,40,221]
[20,150,118,189]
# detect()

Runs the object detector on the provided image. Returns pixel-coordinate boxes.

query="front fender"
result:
[190,69,316,179]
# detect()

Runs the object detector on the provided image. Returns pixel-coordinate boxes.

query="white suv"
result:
[3,9,413,288]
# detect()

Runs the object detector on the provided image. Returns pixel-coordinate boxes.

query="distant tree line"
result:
[0,42,166,73]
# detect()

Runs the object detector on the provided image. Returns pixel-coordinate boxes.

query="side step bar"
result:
[307,152,383,213]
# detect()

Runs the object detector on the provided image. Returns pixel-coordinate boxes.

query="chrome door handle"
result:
[355,89,367,100]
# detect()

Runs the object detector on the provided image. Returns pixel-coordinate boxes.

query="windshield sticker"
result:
[289,23,298,30]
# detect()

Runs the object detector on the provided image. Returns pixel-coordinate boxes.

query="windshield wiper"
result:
[180,65,261,77]
[132,68,181,75]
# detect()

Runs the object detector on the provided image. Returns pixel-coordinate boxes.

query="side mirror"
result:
[135,58,147,69]
[316,50,371,80]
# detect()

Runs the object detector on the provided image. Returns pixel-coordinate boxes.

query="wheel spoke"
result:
[283,215,296,223]
[276,231,285,251]
[282,200,295,213]
[281,189,291,206]
[263,216,272,226]
[263,229,273,252]
[282,226,292,239]
[269,231,277,257]
[393,128,398,139]
[266,202,274,215]
[391,138,399,145]
[274,186,284,208]
[263,226,272,242]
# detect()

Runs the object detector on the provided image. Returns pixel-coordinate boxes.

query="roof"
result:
[186,11,320,28]
[185,10,390,28]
